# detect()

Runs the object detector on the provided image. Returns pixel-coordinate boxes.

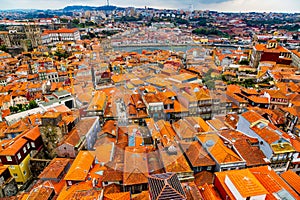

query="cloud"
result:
[207,0,300,12]
[197,0,232,4]
[0,0,299,12]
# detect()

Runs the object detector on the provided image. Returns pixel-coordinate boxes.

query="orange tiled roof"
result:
[27,182,55,200]
[143,93,160,103]
[104,192,131,200]
[180,141,215,167]
[197,133,243,164]
[227,84,241,94]
[207,118,228,131]
[194,171,214,187]
[42,111,61,119]
[48,105,71,113]
[247,95,269,104]
[292,49,300,58]
[220,130,267,167]
[156,120,178,147]
[58,128,80,146]
[44,28,78,34]
[102,168,123,183]
[249,166,299,199]
[261,89,287,99]
[23,126,41,141]
[241,110,267,124]
[57,181,100,200]
[38,158,71,179]
[91,143,114,164]
[159,145,192,174]
[131,191,150,200]
[87,91,107,111]
[199,183,222,200]
[0,137,27,156]
[280,170,300,195]
[241,88,259,95]
[64,151,95,181]
[251,125,280,145]
[172,119,197,139]
[215,168,268,198]
[185,117,213,132]
[123,147,148,186]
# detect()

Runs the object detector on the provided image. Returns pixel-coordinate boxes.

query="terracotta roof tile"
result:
[131,191,150,200]
[281,170,300,195]
[91,143,114,164]
[220,130,267,167]
[197,133,243,164]
[103,183,121,195]
[23,126,40,141]
[57,181,101,200]
[179,141,215,167]
[64,151,95,181]
[123,147,148,186]
[247,95,269,104]
[38,158,71,179]
[241,110,267,124]
[104,192,131,200]
[199,183,222,200]
[102,168,123,183]
[87,91,107,111]
[0,137,27,156]
[27,182,55,200]
[159,145,193,174]
[194,171,214,187]
[215,168,268,198]
[249,166,300,200]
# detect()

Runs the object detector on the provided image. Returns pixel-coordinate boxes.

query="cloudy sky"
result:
[0,0,299,12]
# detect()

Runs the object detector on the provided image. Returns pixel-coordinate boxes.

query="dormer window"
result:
[266,40,278,49]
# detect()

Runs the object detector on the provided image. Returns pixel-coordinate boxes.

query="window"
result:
[6,156,12,161]
[23,147,27,153]
[23,170,26,175]
[27,143,30,149]
[31,142,35,148]
[10,165,15,169]
[17,153,21,160]
[13,173,18,178]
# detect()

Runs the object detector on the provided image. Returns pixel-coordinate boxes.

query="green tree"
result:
[205,80,215,90]
[17,104,23,111]
[9,106,18,113]
[54,51,70,60]
[197,18,207,26]
[28,100,38,109]
[60,18,69,23]
[72,19,80,24]
[0,45,8,53]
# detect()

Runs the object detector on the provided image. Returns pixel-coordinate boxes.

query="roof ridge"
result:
[124,167,148,182]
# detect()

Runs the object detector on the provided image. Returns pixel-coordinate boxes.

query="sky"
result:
[0,0,299,13]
